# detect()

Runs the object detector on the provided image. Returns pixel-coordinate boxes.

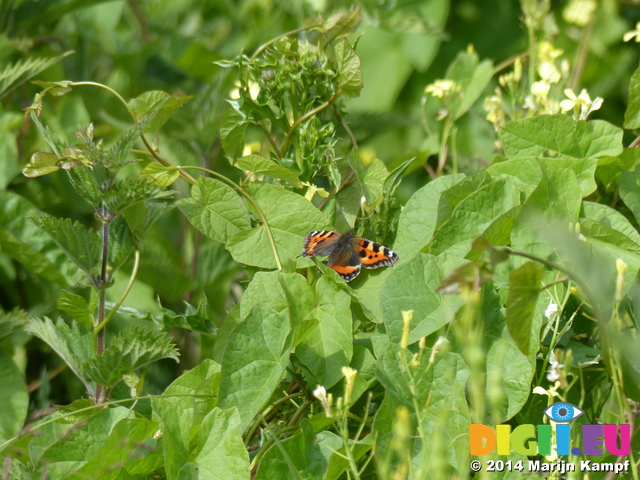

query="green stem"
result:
[178,166,282,270]
[94,249,141,338]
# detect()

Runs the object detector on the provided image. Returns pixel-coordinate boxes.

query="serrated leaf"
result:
[0,51,73,100]
[141,162,180,187]
[335,39,363,99]
[84,324,179,387]
[236,154,303,188]
[499,115,623,160]
[108,215,134,272]
[128,90,192,132]
[22,151,60,177]
[178,177,251,244]
[103,178,172,214]
[26,317,94,387]
[56,398,97,423]
[0,308,29,347]
[65,163,102,207]
[29,216,102,278]
[219,304,292,431]
[58,290,94,330]
[0,350,29,446]
[506,262,543,356]
[624,66,640,129]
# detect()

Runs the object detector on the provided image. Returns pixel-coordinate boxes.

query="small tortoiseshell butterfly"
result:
[301,229,399,282]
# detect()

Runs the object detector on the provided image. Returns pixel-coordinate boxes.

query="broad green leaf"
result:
[128,90,192,132]
[0,51,73,100]
[0,350,28,446]
[220,100,248,161]
[624,65,640,129]
[375,350,470,474]
[141,162,180,187]
[394,173,465,260]
[193,408,250,479]
[33,407,133,478]
[236,154,303,188]
[178,177,250,244]
[381,254,451,344]
[84,324,179,387]
[26,317,94,386]
[219,304,292,431]
[296,275,352,388]
[620,168,640,227]
[430,173,520,256]
[21,151,60,177]
[361,157,389,205]
[446,49,494,120]
[335,39,363,99]
[499,115,623,160]
[67,418,159,480]
[29,216,102,278]
[506,262,543,356]
[57,290,94,330]
[226,183,331,269]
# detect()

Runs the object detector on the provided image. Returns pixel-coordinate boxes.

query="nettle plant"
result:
[4,5,640,479]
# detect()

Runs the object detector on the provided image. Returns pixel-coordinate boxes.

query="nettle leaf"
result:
[178,177,251,244]
[84,325,179,387]
[57,290,94,331]
[219,304,292,431]
[624,65,640,129]
[108,215,134,272]
[226,183,331,269]
[500,115,623,160]
[334,39,363,99]
[128,90,192,132]
[141,162,180,187]
[506,262,543,356]
[236,154,303,188]
[65,163,102,207]
[26,317,94,387]
[220,100,248,162]
[0,51,73,100]
[0,350,29,446]
[103,179,173,215]
[0,308,29,346]
[29,216,102,278]
[446,49,493,120]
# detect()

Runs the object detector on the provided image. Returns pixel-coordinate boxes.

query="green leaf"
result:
[236,154,303,188]
[21,151,60,177]
[506,262,543,356]
[306,7,361,40]
[296,276,353,388]
[219,304,292,431]
[0,308,29,348]
[499,115,623,160]
[0,350,28,446]
[128,90,192,132]
[152,360,223,478]
[0,51,73,100]
[103,178,172,215]
[220,100,248,162]
[26,317,94,387]
[84,325,179,387]
[394,174,465,260]
[226,183,331,269]
[141,162,180,187]
[68,418,160,480]
[620,168,640,227]
[58,290,94,330]
[65,163,102,207]
[334,39,363,99]
[446,49,494,120]
[29,216,102,278]
[624,65,640,129]
[177,177,251,244]
[192,408,250,479]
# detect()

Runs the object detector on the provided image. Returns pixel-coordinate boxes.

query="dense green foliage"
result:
[1,0,640,479]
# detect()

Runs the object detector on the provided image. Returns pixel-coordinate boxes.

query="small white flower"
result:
[313,385,333,418]
[547,350,564,383]
[624,22,640,42]
[560,89,603,120]
[429,336,450,364]
[545,300,559,319]
[424,79,457,99]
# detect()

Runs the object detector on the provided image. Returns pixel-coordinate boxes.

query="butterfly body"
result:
[301,229,399,282]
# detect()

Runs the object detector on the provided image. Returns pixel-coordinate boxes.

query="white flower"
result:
[424,79,457,99]
[545,300,559,319]
[547,350,564,382]
[313,385,333,418]
[624,22,640,42]
[560,88,602,120]
[429,336,449,364]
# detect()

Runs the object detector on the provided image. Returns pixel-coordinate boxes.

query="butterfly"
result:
[300,229,399,282]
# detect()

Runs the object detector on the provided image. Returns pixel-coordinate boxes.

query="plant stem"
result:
[95,202,110,404]
[178,166,282,270]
